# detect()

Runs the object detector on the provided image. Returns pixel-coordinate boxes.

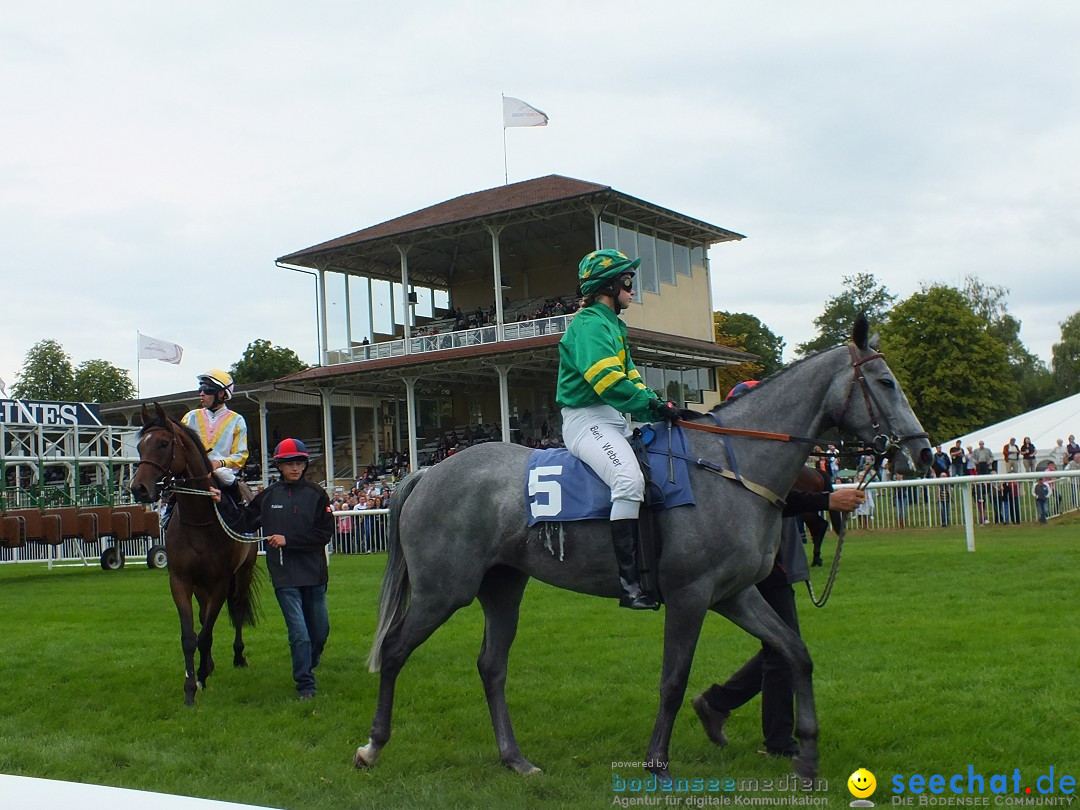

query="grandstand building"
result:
[102,175,752,488]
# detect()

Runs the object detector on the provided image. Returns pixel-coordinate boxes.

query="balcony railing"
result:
[326,313,576,366]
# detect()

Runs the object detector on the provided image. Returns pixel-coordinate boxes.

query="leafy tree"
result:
[231,339,307,384]
[796,273,895,356]
[713,311,785,395]
[1051,311,1080,398]
[961,275,1053,410]
[74,359,136,403]
[10,339,76,400]
[880,285,1018,443]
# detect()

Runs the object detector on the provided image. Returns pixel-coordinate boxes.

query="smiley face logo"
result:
[848,768,877,799]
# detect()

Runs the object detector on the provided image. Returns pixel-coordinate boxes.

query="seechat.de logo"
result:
[849,768,878,807]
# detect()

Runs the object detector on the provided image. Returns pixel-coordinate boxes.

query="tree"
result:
[796,273,895,356]
[712,311,785,396]
[10,339,76,401]
[961,274,1053,411]
[74,359,136,403]
[1051,311,1080,398]
[231,339,308,384]
[879,285,1018,443]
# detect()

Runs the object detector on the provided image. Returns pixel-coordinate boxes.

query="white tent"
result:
[946,392,1080,464]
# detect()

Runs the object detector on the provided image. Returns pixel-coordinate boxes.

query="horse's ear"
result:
[853,312,870,350]
[140,404,150,426]
[869,331,881,351]
[153,401,168,423]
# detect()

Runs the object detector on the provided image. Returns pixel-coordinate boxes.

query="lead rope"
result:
[164,482,265,545]
[805,463,878,608]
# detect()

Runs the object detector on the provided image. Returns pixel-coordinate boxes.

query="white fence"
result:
[330,508,391,555]
[837,469,1080,550]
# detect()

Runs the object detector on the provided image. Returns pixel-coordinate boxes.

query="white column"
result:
[317,266,329,366]
[320,387,335,489]
[258,396,269,485]
[495,364,512,443]
[488,225,505,340]
[367,276,375,343]
[349,401,358,482]
[398,245,412,349]
[344,275,353,360]
[372,404,381,465]
[402,377,419,472]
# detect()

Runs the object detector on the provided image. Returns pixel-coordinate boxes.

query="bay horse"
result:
[355,316,930,782]
[355,316,931,780]
[129,402,260,706]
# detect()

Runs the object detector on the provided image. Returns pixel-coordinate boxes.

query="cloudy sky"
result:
[3,1,1078,400]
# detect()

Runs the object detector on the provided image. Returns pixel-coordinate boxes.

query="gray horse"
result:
[355,316,930,782]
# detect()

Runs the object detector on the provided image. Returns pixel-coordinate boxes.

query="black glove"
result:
[649,398,681,423]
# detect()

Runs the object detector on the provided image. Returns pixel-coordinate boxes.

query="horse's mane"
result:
[139,413,211,467]
[696,341,848,419]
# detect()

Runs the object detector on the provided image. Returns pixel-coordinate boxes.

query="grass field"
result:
[1,521,1078,809]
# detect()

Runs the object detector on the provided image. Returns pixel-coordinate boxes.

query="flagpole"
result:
[501,93,508,185]
[136,332,141,400]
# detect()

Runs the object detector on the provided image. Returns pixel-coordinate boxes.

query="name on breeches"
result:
[590,426,623,466]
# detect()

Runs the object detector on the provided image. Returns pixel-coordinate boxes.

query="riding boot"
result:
[611,519,659,611]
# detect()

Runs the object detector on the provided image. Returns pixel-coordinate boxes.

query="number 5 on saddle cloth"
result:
[524,424,696,596]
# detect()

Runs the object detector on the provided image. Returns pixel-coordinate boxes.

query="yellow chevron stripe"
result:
[584,355,622,383]
[593,370,626,396]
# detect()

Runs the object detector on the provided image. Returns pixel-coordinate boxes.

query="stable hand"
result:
[209,487,221,503]
[267,534,287,548]
[649,399,681,423]
[828,488,866,513]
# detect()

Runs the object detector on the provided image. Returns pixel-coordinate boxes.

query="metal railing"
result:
[330,508,391,555]
[837,469,1080,550]
[327,313,576,366]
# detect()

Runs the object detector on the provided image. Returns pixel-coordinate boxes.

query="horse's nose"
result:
[130,482,149,503]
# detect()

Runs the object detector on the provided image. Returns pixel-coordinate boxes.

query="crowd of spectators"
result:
[417,416,565,467]
[410,295,581,340]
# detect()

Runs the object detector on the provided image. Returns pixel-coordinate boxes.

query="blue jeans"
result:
[274,584,330,695]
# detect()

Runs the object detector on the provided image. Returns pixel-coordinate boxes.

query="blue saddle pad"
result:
[524,424,695,525]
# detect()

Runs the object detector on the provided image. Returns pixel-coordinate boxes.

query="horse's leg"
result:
[169,574,199,707]
[475,566,538,775]
[714,587,818,780]
[355,587,473,769]
[644,588,711,784]
[195,583,228,691]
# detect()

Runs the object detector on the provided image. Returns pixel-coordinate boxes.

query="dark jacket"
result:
[240,477,334,589]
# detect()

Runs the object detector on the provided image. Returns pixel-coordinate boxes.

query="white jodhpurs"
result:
[561,404,643,521]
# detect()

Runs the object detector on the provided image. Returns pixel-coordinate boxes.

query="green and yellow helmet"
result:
[578,249,640,295]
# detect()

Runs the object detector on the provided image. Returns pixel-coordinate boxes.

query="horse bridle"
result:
[840,344,929,459]
[136,425,213,495]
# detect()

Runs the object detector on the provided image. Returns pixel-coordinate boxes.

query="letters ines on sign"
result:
[0,399,103,427]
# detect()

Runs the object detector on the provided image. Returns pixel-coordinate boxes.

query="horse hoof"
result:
[648,765,673,789]
[505,759,542,776]
[793,754,818,781]
[234,657,249,668]
[355,742,380,768]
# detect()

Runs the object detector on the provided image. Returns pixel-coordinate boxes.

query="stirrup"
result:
[619,592,660,611]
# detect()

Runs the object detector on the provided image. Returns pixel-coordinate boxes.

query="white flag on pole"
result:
[503,96,548,128]
[138,332,184,365]
[0,375,7,396]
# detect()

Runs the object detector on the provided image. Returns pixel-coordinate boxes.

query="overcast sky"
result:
[3,1,1078,400]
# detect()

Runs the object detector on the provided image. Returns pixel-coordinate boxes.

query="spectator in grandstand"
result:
[691,485,865,759]
[1003,438,1021,474]
[971,440,994,475]
[223,438,334,700]
[1020,437,1037,473]
[557,248,677,611]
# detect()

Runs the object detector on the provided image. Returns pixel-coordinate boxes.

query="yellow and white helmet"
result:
[197,369,234,401]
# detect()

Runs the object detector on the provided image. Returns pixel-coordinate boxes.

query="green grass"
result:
[1,521,1078,809]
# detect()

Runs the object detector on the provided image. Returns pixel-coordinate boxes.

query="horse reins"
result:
[138,425,264,544]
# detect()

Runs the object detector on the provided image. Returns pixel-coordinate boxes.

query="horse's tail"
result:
[228,555,262,629]
[367,469,424,673]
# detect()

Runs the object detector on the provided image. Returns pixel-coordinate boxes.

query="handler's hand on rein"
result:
[209,487,221,503]
[828,488,866,513]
